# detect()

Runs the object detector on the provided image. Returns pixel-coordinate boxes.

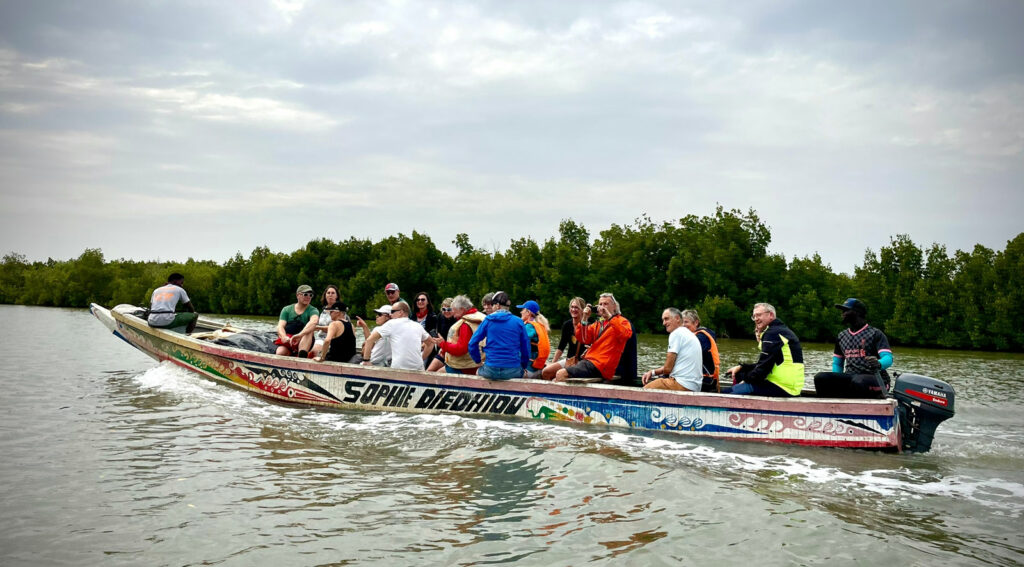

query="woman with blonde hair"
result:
[517,299,550,378]
[539,297,589,379]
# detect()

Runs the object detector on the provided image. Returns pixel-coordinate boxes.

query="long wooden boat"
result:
[90,304,956,452]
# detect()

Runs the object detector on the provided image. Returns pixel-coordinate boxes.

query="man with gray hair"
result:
[480,292,496,315]
[751,302,775,338]
[554,292,633,383]
[723,302,805,397]
[643,308,702,391]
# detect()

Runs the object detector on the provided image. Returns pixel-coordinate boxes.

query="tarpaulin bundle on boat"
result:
[211,331,279,354]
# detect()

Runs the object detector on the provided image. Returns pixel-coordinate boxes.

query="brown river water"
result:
[1,305,1022,566]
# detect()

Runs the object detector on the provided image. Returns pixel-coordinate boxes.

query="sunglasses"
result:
[300,292,313,297]
[386,290,399,294]
[417,298,428,302]
[442,307,452,312]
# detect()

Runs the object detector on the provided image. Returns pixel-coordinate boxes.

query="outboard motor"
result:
[892,372,955,453]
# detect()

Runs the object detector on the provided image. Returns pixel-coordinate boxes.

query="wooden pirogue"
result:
[90,303,955,452]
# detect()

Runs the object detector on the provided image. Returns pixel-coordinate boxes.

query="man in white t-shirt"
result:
[147,273,198,334]
[361,301,431,371]
[642,307,702,392]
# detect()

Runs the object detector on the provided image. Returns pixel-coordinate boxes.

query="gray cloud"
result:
[0,0,1021,272]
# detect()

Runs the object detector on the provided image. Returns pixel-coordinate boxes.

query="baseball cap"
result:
[516,300,540,314]
[373,305,393,315]
[296,284,313,294]
[325,302,348,312]
[491,291,510,306]
[384,283,399,292]
[835,297,867,316]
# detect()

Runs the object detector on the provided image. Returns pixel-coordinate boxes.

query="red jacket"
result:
[440,308,479,357]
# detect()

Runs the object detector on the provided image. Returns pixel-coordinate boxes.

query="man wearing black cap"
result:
[813,298,894,399]
[468,291,531,380]
[313,303,360,364]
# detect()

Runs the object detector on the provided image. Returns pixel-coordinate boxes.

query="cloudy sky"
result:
[1,0,1021,273]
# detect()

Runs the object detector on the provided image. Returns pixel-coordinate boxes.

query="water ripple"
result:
[2,306,1023,566]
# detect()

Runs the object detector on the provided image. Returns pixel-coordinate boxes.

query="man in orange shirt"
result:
[553,293,632,383]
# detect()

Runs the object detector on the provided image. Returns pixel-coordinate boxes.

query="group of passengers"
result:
[149,274,893,400]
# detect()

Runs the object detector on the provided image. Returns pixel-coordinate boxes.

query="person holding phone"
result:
[553,293,633,383]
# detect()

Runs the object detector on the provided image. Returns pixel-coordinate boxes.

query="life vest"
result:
[762,333,805,396]
[527,320,550,370]
[694,328,721,380]
[445,311,486,369]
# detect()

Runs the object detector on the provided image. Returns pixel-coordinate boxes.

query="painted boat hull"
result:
[91,304,903,451]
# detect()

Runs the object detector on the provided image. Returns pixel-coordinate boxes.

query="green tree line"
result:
[2,207,1022,351]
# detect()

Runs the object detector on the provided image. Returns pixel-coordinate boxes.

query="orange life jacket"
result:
[527,320,550,369]
[695,327,721,380]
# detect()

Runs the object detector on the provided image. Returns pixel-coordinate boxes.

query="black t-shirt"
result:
[325,320,357,363]
[558,319,587,359]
